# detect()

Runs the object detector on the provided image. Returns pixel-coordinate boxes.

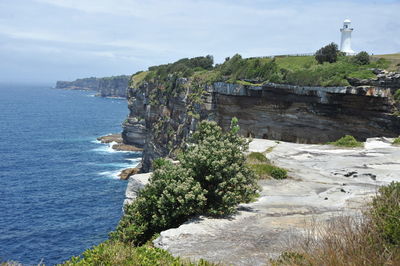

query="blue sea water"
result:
[0,85,141,265]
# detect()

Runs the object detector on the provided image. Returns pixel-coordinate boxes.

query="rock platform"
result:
[149,138,400,265]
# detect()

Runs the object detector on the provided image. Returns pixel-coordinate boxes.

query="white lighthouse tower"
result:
[340,19,355,55]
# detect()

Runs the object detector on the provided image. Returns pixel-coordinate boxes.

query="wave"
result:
[91,142,117,154]
[98,170,121,180]
[91,141,142,154]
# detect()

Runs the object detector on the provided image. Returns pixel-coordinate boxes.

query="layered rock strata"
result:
[122,73,400,172]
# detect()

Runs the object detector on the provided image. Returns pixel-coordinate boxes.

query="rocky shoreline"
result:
[97,133,143,152]
[124,137,400,265]
[97,133,142,180]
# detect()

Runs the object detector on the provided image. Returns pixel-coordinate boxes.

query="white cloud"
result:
[1,0,399,83]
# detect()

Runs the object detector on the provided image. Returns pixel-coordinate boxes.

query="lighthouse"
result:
[340,19,355,55]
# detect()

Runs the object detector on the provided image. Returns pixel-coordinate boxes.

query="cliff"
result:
[55,75,130,98]
[98,76,130,97]
[123,76,399,172]
[121,56,400,172]
[56,77,100,91]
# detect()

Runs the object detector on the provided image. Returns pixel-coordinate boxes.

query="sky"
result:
[0,0,399,84]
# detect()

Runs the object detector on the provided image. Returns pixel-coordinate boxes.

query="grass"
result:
[328,135,363,148]
[371,53,400,72]
[393,137,400,145]
[61,240,215,266]
[235,80,263,86]
[134,53,394,90]
[271,181,400,265]
[130,71,148,88]
[247,152,270,163]
[246,152,288,179]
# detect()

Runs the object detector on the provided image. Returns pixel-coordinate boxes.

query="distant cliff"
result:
[55,75,130,98]
[122,60,400,172]
[56,77,100,91]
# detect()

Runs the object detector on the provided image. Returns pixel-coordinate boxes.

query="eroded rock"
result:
[118,168,140,180]
[150,138,400,265]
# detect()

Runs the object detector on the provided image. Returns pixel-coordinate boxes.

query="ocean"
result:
[0,85,141,265]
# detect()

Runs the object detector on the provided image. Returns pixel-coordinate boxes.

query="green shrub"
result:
[371,181,400,246]
[393,137,400,145]
[113,118,259,244]
[328,135,363,147]
[271,168,288,179]
[112,162,206,245]
[352,51,370,65]
[315,43,339,64]
[151,158,172,170]
[180,118,259,216]
[62,240,213,265]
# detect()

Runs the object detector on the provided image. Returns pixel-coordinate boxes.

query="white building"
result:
[340,19,356,55]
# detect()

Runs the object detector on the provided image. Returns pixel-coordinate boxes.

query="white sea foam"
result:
[100,162,134,168]
[98,170,121,180]
[126,158,141,163]
[91,141,118,154]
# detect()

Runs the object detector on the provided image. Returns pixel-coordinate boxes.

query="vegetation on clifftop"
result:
[130,47,391,89]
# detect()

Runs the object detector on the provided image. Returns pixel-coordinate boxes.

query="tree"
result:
[112,118,259,244]
[352,51,370,65]
[180,119,259,216]
[315,43,339,64]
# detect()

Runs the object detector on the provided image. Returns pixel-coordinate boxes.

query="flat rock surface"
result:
[153,138,400,265]
[97,133,123,144]
[98,133,143,151]
[124,173,151,206]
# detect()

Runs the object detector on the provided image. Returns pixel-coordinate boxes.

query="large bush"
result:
[113,118,259,244]
[315,43,339,64]
[352,51,370,65]
[112,161,206,245]
[180,119,259,216]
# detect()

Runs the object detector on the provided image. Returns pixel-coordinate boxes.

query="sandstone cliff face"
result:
[55,75,130,98]
[122,78,215,170]
[122,74,400,172]
[98,76,130,97]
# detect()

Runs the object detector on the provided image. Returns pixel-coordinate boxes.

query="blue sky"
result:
[1,0,399,84]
